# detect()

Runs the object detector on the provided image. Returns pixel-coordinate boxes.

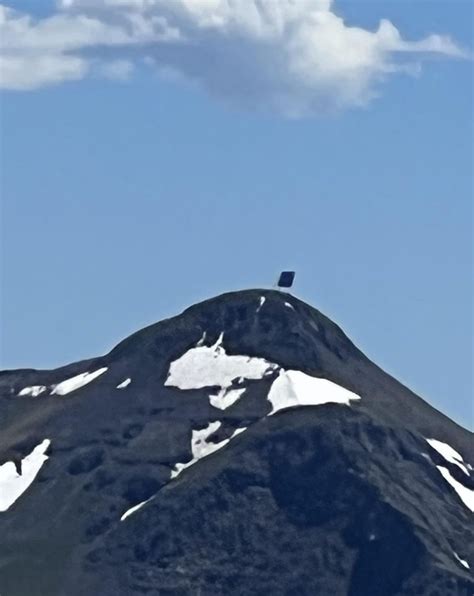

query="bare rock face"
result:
[0,289,472,596]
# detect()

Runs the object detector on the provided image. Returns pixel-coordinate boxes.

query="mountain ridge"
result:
[0,288,472,595]
[2,289,469,455]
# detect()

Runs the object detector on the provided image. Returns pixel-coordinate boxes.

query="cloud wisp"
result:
[0,0,467,115]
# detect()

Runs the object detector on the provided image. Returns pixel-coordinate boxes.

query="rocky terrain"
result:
[0,289,472,595]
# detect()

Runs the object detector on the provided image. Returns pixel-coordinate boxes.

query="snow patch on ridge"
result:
[196,331,207,346]
[171,421,224,478]
[116,378,131,389]
[232,426,247,437]
[453,552,470,569]
[0,439,50,512]
[256,296,266,312]
[51,367,108,396]
[426,438,470,476]
[436,466,474,512]
[18,385,47,397]
[267,369,361,415]
[171,422,247,479]
[121,496,154,521]
[209,388,246,410]
[165,333,277,410]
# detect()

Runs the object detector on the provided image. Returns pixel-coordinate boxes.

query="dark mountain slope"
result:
[64,407,472,596]
[0,289,472,595]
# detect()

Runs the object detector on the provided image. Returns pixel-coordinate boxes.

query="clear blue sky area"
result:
[1,1,472,427]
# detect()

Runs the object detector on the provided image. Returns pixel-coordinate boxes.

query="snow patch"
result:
[18,385,47,397]
[120,496,154,521]
[214,332,224,347]
[0,439,50,512]
[116,378,131,389]
[196,331,207,346]
[232,426,247,437]
[209,387,246,410]
[267,369,361,415]
[256,296,266,312]
[171,422,247,479]
[426,438,470,476]
[165,335,361,416]
[165,333,277,410]
[436,466,474,512]
[51,367,108,396]
[284,302,295,310]
[454,552,470,569]
[171,421,224,478]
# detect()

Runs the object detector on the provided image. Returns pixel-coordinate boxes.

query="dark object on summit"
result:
[277,271,295,288]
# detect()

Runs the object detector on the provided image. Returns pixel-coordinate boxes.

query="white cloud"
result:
[0,54,87,90]
[0,0,467,114]
[0,5,131,89]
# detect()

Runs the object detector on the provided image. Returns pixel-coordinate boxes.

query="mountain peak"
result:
[1,289,472,595]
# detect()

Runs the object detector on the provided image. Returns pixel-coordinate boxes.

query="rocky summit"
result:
[0,289,472,596]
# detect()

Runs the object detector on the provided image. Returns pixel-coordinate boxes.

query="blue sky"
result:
[1,1,472,427]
